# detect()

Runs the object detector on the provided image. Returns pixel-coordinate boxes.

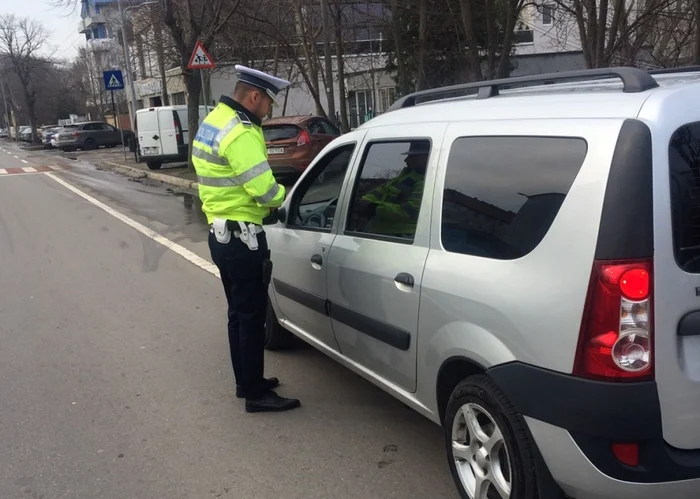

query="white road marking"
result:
[13,155,18,159]
[0,169,6,175]
[5,151,11,155]
[23,166,36,172]
[45,173,221,279]
[21,159,28,164]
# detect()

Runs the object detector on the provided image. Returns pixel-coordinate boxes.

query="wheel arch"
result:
[436,356,487,425]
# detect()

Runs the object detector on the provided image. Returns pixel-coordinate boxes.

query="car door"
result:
[326,123,447,392]
[102,123,120,146]
[268,135,365,351]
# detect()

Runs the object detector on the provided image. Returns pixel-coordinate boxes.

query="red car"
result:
[262,115,341,182]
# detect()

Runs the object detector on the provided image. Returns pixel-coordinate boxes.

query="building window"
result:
[542,5,554,25]
[171,92,186,105]
[378,87,396,113]
[348,90,374,129]
[514,22,534,44]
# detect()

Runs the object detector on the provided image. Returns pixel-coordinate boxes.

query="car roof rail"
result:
[387,67,659,111]
[647,66,700,75]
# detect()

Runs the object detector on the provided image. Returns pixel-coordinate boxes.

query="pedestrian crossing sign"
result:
[103,70,125,91]
[188,41,216,70]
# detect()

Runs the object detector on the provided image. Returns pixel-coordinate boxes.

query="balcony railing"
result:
[79,13,107,33]
[87,37,116,52]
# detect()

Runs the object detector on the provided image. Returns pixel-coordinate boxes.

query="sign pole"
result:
[111,90,126,162]
[200,69,208,111]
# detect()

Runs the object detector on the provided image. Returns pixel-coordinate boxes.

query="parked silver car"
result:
[262,67,700,499]
[55,121,133,152]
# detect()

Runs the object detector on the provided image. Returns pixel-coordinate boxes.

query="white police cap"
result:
[235,64,291,107]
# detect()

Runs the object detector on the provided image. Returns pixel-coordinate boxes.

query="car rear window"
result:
[669,123,700,273]
[441,136,587,260]
[263,125,301,142]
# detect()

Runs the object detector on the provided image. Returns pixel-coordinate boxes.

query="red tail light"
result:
[573,259,653,381]
[175,121,181,143]
[297,130,310,147]
[72,132,79,137]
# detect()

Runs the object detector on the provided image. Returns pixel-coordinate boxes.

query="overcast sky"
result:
[1,0,83,61]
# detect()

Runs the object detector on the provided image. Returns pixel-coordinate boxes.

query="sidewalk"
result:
[60,146,198,190]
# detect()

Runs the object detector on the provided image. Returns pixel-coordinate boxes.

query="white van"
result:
[136,105,213,170]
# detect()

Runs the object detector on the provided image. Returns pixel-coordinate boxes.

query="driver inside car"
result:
[353,141,429,238]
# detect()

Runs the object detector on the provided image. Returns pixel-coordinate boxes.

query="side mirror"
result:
[277,206,287,224]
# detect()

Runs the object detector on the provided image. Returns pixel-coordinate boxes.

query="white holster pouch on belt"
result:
[237,221,259,251]
[212,218,232,244]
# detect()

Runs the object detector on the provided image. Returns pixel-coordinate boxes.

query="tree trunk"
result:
[136,35,147,79]
[294,3,325,116]
[333,4,349,132]
[695,0,700,63]
[184,72,201,171]
[22,84,39,144]
[154,27,170,106]
[389,0,411,95]
[460,0,483,82]
[417,0,428,90]
[321,0,336,120]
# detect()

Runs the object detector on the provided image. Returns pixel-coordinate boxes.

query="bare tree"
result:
[162,0,241,169]
[547,0,677,68]
[0,15,53,144]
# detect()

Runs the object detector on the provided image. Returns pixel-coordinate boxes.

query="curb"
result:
[103,161,199,190]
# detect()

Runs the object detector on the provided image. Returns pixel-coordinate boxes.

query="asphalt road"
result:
[0,143,458,499]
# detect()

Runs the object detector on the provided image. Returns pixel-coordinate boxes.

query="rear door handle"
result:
[395,272,414,287]
[310,254,323,268]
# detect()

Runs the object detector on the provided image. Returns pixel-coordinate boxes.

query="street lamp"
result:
[117,0,158,133]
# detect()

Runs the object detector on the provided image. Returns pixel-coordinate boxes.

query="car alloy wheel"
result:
[452,402,512,498]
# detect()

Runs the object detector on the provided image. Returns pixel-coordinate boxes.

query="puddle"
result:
[173,191,208,226]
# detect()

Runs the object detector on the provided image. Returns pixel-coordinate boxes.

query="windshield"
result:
[263,125,301,142]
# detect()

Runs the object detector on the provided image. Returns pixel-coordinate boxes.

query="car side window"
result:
[289,144,356,231]
[345,140,430,242]
[83,123,99,131]
[319,120,338,135]
[102,124,114,131]
[441,136,587,260]
[307,120,324,136]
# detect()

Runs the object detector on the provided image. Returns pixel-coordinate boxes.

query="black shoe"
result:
[245,391,301,413]
[236,377,279,398]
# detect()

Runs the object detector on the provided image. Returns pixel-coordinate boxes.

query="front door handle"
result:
[310,254,323,269]
[395,272,414,287]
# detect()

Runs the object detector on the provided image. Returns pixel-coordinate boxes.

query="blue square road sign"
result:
[103,70,125,90]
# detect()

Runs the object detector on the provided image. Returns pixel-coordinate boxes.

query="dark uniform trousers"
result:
[208,229,269,400]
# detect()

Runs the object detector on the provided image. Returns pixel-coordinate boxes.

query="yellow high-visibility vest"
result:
[361,169,424,235]
[192,97,285,225]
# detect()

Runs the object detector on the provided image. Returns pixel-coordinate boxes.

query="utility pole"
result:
[118,0,157,132]
[321,0,336,121]
[0,77,9,130]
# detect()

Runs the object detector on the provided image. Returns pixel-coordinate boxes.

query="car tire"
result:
[83,138,96,151]
[146,161,162,170]
[445,374,538,499]
[61,147,74,152]
[264,297,292,350]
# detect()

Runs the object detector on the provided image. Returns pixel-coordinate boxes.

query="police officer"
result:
[357,141,429,237]
[192,65,300,413]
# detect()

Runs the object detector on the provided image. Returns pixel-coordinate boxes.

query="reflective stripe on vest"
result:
[197,160,271,187]
[192,147,229,166]
[255,183,281,205]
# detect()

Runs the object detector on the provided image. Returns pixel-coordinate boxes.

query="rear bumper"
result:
[488,363,700,494]
[140,153,187,164]
[268,158,309,173]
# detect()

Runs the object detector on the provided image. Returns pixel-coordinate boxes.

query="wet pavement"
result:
[0,140,459,499]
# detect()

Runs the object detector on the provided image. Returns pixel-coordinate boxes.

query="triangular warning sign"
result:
[108,75,122,88]
[188,41,215,70]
